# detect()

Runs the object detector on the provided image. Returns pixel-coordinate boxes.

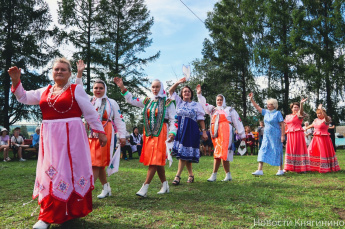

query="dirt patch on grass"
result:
[333,208,345,220]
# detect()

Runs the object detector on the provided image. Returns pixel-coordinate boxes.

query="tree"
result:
[96,0,160,117]
[58,0,159,120]
[254,0,299,116]
[192,0,262,122]
[291,0,345,124]
[58,0,104,92]
[0,0,59,130]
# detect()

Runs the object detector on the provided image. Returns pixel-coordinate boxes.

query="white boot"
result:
[97,182,111,199]
[33,220,50,229]
[157,181,169,194]
[252,170,264,176]
[276,170,285,176]
[207,173,217,182]
[222,172,232,181]
[136,183,149,197]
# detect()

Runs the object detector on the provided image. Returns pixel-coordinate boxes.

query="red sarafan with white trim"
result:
[284,114,310,172]
[308,118,340,173]
[12,82,105,224]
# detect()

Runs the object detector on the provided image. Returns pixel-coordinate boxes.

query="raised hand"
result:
[76,60,85,78]
[318,104,323,110]
[300,97,308,104]
[8,66,22,86]
[76,60,85,72]
[196,84,202,94]
[248,92,254,100]
[114,77,124,88]
[177,77,186,84]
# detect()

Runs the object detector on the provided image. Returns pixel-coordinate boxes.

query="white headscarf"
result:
[216,94,227,110]
[150,79,167,100]
[91,79,108,110]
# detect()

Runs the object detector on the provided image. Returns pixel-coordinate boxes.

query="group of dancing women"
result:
[7,58,340,229]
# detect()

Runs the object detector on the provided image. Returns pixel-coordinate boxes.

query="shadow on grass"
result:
[53,218,146,229]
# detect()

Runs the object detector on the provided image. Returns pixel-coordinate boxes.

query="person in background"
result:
[122,134,133,160]
[234,130,242,155]
[0,128,10,162]
[130,127,143,157]
[303,121,312,147]
[252,129,259,155]
[11,128,29,161]
[257,121,265,149]
[245,126,255,156]
[249,92,285,176]
[31,127,40,149]
[12,126,26,139]
[202,128,213,156]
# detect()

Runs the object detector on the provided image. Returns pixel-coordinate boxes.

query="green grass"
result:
[1,150,345,228]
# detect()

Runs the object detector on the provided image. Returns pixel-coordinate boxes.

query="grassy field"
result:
[1,150,345,229]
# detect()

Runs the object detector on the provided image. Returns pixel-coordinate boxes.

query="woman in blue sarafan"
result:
[169,77,208,185]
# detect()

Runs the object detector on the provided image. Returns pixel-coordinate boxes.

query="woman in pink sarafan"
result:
[305,104,340,173]
[8,58,107,229]
[284,99,310,173]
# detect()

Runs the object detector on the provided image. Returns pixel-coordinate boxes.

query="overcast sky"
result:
[46,0,218,85]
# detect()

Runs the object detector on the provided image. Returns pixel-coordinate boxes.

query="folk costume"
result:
[12,81,105,224]
[122,82,176,166]
[257,109,284,166]
[284,113,310,173]
[308,118,340,173]
[198,94,245,161]
[76,78,126,198]
[171,92,205,163]
[121,80,176,196]
[198,93,245,181]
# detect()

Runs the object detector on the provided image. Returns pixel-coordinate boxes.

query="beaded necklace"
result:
[47,83,74,113]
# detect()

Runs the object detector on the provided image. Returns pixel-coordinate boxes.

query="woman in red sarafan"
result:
[305,104,340,173]
[9,58,107,229]
[284,99,310,173]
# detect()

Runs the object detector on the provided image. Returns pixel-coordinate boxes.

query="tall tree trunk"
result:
[282,18,289,116]
[115,11,120,75]
[3,0,13,130]
[242,68,247,119]
[86,0,92,92]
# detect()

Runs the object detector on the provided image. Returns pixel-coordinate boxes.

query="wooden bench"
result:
[9,138,38,159]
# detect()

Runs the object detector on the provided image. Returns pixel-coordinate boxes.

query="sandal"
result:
[172,176,181,185]
[187,175,194,183]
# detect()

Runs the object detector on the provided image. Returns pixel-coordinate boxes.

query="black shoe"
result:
[172,176,181,185]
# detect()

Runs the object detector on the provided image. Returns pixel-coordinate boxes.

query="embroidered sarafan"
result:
[143,97,166,137]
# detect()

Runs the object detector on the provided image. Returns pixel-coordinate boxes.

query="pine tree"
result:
[193,0,262,121]
[96,0,160,115]
[0,0,59,129]
[58,0,104,92]
[291,0,345,123]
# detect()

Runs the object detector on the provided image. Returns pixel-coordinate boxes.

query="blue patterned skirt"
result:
[172,116,200,163]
